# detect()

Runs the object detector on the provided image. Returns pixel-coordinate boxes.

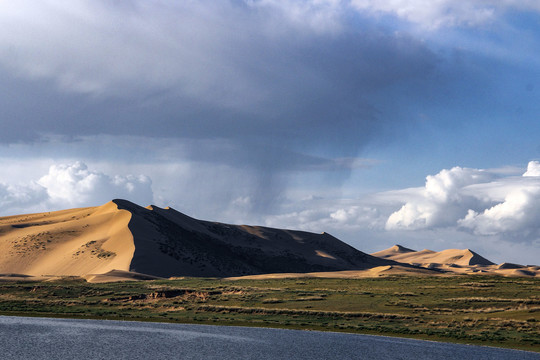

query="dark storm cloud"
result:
[0,1,445,214]
[0,1,437,155]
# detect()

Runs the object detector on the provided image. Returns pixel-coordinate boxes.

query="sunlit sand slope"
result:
[0,201,133,276]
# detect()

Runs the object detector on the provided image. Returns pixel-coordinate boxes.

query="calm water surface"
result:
[0,316,538,360]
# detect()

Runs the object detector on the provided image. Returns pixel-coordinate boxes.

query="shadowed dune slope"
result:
[114,199,393,277]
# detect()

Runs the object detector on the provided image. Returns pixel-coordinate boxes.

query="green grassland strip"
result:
[0,275,537,352]
[196,304,412,319]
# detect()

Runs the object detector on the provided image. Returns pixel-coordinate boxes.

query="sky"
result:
[1,0,540,264]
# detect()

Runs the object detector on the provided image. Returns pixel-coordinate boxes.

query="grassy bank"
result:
[0,275,538,352]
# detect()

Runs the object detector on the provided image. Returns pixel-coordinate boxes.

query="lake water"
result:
[0,316,538,359]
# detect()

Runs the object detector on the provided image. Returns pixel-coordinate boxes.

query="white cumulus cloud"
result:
[458,162,540,237]
[386,166,495,230]
[0,161,153,215]
[523,160,540,177]
[385,161,540,242]
[38,161,153,207]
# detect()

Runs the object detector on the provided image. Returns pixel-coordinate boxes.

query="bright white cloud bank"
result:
[385,166,496,230]
[0,162,153,214]
[386,161,540,241]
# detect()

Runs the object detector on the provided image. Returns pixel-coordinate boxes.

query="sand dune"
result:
[1,201,537,281]
[0,201,133,277]
[372,245,494,266]
[0,199,394,279]
[372,245,539,277]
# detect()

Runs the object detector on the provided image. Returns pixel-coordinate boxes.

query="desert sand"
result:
[0,200,537,282]
[225,265,439,280]
[0,201,134,279]
[371,245,539,277]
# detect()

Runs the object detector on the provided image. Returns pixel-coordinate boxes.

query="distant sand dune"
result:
[371,245,538,278]
[372,245,493,266]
